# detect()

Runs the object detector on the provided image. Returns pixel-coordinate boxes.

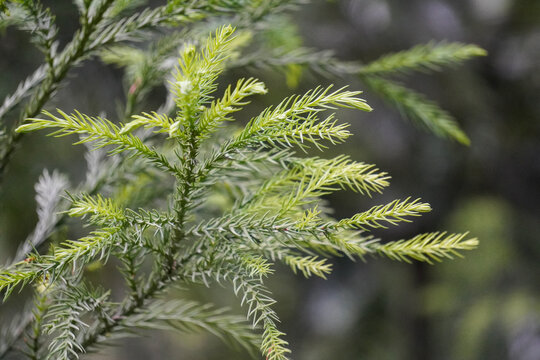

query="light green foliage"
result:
[373,232,478,264]
[18,109,180,174]
[336,197,432,230]
[0,25,479,360]
[0,228,119,300]
[285,255,332,279]
[68,194,126,225]
[199,77,268,138]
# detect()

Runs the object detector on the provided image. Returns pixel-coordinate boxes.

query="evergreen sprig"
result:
[233,85,372,150]
[0,22,479,360]
[44,285,111,360]
[372,232,478,264]
[336,197,432,230]
[18,109,180,174]
[232,40,485,145]
[358,41,486,75]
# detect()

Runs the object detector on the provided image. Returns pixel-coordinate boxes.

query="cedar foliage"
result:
[0,1,484,359]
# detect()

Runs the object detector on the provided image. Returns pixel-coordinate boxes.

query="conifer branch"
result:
[0,22,480,360]
[232,43,484,145]
[0,228,119,300]
[68,193,126,226]
[358,42,487,75]
[240,156,389,217]
[0,0,116,181]
[284,255,332,279]
[231,47,355,76]
[16,110,180,174]
[180,240,293,359]
[13,0,58,66]
[26,293,49,360]
[76,253,195,355]
[232,274,290,360]
[336,198,432,230]
[44,285,111,360]
[168,26,241,265]
[0,0,296,181]
[171,25,237,122]
[198,77,268,138]
[371,232,479,264]
[119,112,176,137]
[233,85,372,149]
[118,245,145,302]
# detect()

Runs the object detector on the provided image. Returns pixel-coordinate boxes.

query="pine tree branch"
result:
[0,228,120,300]
[8,144,149,268]
[44,285,111,360]
[358,41,487,75]
[75,251,200,356]
[335,197,431,230]
[0,22,480,360]
[16,110,180,175]
[183,241,292,360]
[230,47,356,76]
[198,77,267,139]
[231,44,484,145]
[68,193,126,226]
[284,255,332,279]
[371,232,479,264]
[26,292,50,360]
[233,85,372,148]
[168,27,239,265]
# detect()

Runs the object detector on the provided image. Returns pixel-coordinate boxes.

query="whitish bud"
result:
[169,120,181,137]
[183,44,196,57]
[176,80,193,95]
[222,25,234,37]
[250,82,267,95]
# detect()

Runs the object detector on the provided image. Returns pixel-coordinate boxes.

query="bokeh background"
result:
[1,0,539,359]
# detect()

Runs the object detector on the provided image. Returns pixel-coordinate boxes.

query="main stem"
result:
[170,105,200,268]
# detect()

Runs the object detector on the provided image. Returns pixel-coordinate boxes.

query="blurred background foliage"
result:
[1,0,539,359]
